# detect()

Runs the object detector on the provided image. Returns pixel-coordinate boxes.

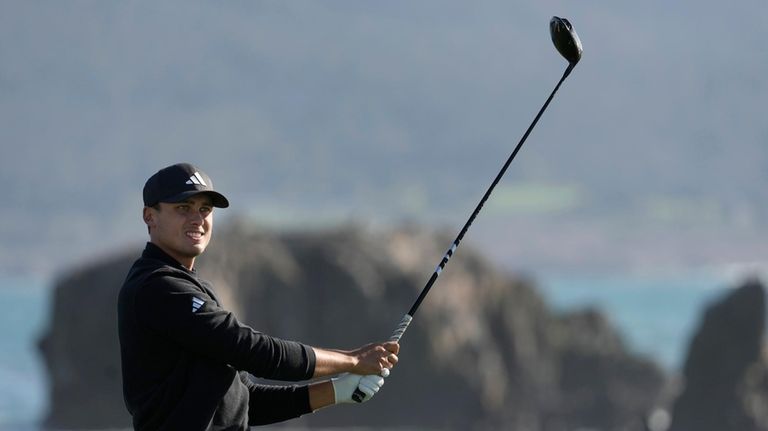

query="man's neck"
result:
[149,240,195,270]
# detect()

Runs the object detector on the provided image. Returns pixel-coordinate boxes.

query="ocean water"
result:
[0,275,49,430]
[538,272,732,370]
[0,271,737,429]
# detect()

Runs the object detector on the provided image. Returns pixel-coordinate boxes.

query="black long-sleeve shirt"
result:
[118,242,316,430]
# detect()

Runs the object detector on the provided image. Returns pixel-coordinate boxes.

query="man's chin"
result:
[189,244,207,256]
[181,242,207,258]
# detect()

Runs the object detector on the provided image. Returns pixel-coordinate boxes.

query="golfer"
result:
[118,163,399,430]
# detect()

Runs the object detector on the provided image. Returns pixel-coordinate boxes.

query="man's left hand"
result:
[331,373,386,404]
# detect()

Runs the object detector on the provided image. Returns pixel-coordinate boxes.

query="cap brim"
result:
[162,190,230,208]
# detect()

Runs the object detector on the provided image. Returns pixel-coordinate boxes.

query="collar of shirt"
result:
[143,242,196,274]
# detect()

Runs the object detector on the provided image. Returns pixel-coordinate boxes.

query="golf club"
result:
[353,16,582,402]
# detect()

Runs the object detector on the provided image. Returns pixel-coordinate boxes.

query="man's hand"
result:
[349,341,400,375]
[331,373,386,404]
[308,341,400,410]
[312,341,399,378]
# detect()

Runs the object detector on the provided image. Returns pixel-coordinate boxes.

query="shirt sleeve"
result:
[239,373,312,425]
[136,272,316,381]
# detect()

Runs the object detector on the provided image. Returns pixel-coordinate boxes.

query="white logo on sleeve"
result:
[185,172,208,187]
[191,297,205,313]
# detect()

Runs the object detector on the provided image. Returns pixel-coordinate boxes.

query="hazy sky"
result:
[1,1,766,276]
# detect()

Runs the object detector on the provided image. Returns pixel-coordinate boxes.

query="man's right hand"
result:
[312,341,399,378]
[349,341,400,375]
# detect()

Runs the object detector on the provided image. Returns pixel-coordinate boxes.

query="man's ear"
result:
[143,207,156,229]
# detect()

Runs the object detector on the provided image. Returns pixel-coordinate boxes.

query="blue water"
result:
[538,272,731,370]
[0,275,49,430]
[0,271,736,428]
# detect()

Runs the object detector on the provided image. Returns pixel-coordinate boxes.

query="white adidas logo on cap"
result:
[185,172,208,187]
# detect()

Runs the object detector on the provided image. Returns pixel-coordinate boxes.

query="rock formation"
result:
[39,223,665,430]
[669,278,768,431]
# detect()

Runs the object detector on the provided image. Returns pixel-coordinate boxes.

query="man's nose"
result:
[187,209,204,224]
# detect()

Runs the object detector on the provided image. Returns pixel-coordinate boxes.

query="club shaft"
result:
[394,62,576,341]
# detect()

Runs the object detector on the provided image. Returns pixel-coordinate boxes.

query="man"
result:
[118,163,399,430]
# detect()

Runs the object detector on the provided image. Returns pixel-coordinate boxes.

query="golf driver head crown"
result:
[550,16,583,64]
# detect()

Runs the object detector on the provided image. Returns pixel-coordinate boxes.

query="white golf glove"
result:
[331,373,386,404]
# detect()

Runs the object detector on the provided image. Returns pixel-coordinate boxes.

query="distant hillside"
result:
[39,223,665,430]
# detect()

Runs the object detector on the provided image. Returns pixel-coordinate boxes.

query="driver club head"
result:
[550,16,583,65]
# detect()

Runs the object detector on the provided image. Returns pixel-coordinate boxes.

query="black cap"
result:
[143,163,229,208]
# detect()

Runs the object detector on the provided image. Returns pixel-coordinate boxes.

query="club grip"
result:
[389,314,413,342]
[351,315,413,403]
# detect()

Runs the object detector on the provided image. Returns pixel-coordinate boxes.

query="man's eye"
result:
[177,205,190,212]
[201,207,212,214]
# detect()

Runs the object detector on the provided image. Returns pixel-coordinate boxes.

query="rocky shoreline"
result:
[37,223,767,430]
